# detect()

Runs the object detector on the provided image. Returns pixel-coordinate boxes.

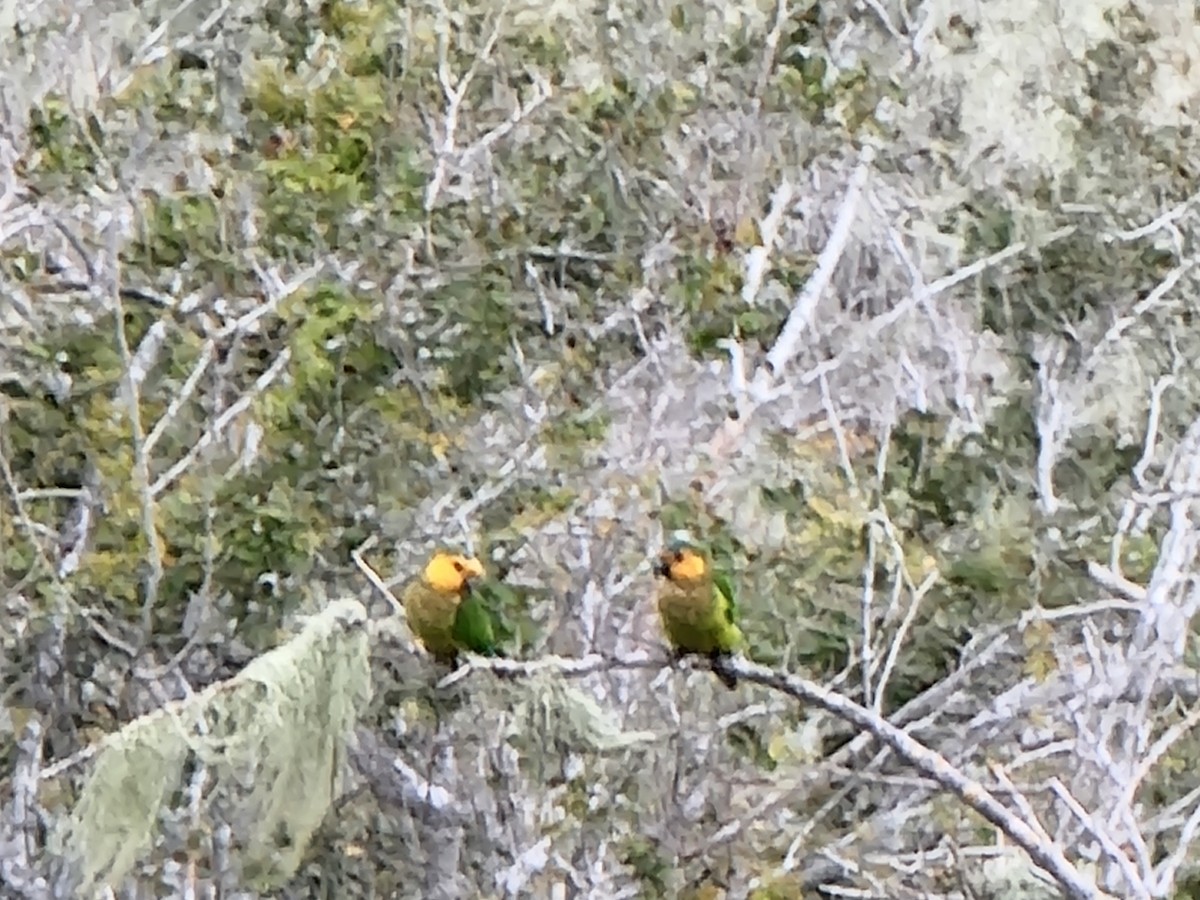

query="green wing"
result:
[455,580,523,656]
[453,591,499,656]
[711,569,737,625]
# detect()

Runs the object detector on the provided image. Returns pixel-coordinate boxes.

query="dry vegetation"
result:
[2,0,1200,897]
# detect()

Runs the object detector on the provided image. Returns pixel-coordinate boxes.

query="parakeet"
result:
[654,542,744,689]
[402,552,498,664]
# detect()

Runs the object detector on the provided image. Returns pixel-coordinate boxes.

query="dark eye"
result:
[452,560,464,573]
[674,551,683,562]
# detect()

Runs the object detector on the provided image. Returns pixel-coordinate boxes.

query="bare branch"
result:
[149,349,291,498]
[1048,778,1150,900]
[706,146,876,458]
[1110,703,1200,836]
[1083,562,1148,604]
[1086,262,1194,370]
[762,147,874,380]
[1155,797,1200,895]
[107,226,165,637]
[871,565,938,714]
[143,339,215,456]
[424,0,513,219]
[1103,196,1198,243]
[859,517,879,707]
[988,763,1055,846]
[1132,374,1178,489]
[349,729,464,818]
[461,653,1110,900]
[353,536,405,617]
[741,179,795,307]
[1032,335,1071,516]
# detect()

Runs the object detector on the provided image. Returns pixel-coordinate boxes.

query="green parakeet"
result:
[402,552,499,664]
[654,542,744,689]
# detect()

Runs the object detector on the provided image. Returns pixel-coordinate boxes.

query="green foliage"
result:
[134,193,226,270]
[250,57,402,254]
[260,283,436,480]
[25,95,102,184]
[1117,532,1159,584]
[5,298,396,637]
[743,474,870,675]
[4,328,150,613]
[115,56,221,127]
[198,477,322,604]
[726,720,776,771]
[885,404,1037,527]
[423,273,534,403]
[281,285,384,398]
[243,0,414,253]
[619,835,672,897]
[1057,427,1144,501]
[542,409,610,465]
[479,485,580,541]
[769,3,900,132]
[674,246,787,358]
[973,209,1176,344]
[3,391,93,495]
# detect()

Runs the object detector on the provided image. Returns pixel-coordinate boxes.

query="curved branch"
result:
[460,651,1111,900]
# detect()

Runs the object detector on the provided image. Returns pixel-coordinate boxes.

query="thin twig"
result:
[706,146,876,459]
[1084,561,1148,604]
[107,227,165,637]
[1109,703,1200,836]
[149,349,291,497]
[1155,796,1200,894]
[859,518,878,707]
[1049,778,1150,899]
[763,147,875,379]
[144,339,216,455]
[353,536,404,616]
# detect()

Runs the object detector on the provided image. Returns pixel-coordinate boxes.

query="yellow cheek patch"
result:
[668,550,707,582]
[423,553,485,592]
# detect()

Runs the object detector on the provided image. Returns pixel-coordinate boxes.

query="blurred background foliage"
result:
[2,0,1200,896]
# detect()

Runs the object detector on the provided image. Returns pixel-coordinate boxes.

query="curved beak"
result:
[460,556,486,581]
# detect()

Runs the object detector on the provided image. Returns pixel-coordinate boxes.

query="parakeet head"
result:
[655,543,708,583]
[423,552,485,595]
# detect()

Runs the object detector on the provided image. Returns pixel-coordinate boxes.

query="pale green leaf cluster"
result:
[52,599,372,893]
[496,671,658,753]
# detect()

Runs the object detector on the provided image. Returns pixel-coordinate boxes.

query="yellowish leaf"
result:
[734,215,759,247]
[670,80,697,105]
[767,731,790,763]
[806,495,838,521]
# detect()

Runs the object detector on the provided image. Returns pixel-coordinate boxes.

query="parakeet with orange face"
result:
[402,551,497,664]
[654,542,744,689]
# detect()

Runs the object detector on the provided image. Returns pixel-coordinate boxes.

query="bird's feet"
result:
[708,651,738,690]
[664,647,738,689]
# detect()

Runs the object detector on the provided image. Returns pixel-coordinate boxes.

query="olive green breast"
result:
[657,580,739,654]
[402,580,463,660]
